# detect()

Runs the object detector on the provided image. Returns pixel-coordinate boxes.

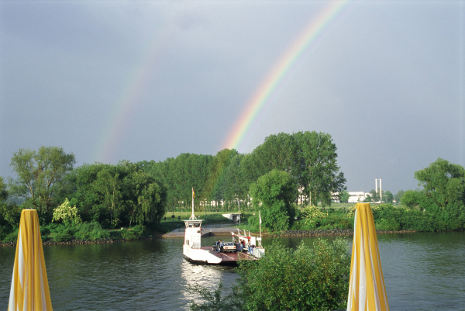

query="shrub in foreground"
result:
[190,239,350,311]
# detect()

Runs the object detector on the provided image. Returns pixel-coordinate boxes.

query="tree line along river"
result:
[0,232,464,310]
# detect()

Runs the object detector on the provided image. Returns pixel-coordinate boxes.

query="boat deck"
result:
[201,246,257,264]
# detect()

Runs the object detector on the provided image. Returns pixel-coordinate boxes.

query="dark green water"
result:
[1,232,464,310]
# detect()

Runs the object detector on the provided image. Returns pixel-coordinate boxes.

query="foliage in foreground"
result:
[189,239,350,311]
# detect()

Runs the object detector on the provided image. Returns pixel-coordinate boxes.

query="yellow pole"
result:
[347,203,389,311]
[8,209,53,311]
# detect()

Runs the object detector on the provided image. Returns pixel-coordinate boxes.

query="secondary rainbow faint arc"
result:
[96,39,164,163]
[222,0,349,150]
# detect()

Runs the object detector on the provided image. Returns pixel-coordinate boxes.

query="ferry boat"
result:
[183,189,265,265]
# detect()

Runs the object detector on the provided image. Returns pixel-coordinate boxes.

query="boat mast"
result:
[190,187,196,220]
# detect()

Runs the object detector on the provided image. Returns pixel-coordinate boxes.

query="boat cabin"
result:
[184,219,202,249]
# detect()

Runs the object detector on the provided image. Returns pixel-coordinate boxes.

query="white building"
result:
[348,191,370,203]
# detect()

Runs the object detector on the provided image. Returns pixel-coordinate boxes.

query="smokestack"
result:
[380,178,383,202]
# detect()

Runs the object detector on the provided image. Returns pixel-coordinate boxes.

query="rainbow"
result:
[222,0,349,150]
[96,39,164,163]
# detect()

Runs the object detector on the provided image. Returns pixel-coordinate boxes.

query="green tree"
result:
[0,176,7,202]
[9,146,75,222]
[383,190,394,203]
[394,190,405,203]
[294,131,346,206]
[123,167,167,226]
[215,154,247,202]
[205,149,238,201]
[95,166,122,227]
[139,131,345,210]
[339,190,350,203]
[243,131,345,207]
[63,162,167,228]
[59,163,107,223]
[0,177,20,239]
[249,133,300,181]
[366,190,379,202]
[249,170,297,231]
[414,158,465,208]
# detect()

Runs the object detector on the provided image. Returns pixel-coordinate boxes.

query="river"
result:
[1,232,464,310]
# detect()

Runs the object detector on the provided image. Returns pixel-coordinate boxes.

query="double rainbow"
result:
[96,0,348,163]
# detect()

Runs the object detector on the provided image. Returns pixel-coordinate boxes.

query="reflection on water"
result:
[180,258,237,308]
[180,236,239,309]
[0,232,464,310]
[378,232,465,310]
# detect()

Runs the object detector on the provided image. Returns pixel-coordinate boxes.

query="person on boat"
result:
[219,240,224,252]
[236,242,242,252]
[215,240,220,252]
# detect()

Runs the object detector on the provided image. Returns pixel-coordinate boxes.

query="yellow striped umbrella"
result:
[8,209,53,311]
[347,203,389,311]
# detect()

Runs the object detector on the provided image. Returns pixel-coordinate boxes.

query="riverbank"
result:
[0,226,418,247]
[0,235,157,248]
[0,212,237,247]
[272,229,416,237]
[161,227,417,239]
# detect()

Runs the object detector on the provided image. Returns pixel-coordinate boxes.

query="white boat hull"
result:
[183,244,222,264]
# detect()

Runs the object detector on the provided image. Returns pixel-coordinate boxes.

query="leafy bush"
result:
[188,239,350,311]
[299,205,327,229]
[120,225,145,240]
[0,203,21,231]
[371,204,403,231]
[2,229,19,243]
[49,224,74,242]
[43,221,110,242]
[74,222,109,241]
[292,206,352,231]
[237,239,350,311]
[318,213,352,230]
[53,198,81,225]
[400,190,424,209]
[40,223,59,240]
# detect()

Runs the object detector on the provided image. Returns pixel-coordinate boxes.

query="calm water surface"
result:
[1,232,464,310]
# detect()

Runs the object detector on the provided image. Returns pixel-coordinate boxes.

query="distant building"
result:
[348,192,370,203]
